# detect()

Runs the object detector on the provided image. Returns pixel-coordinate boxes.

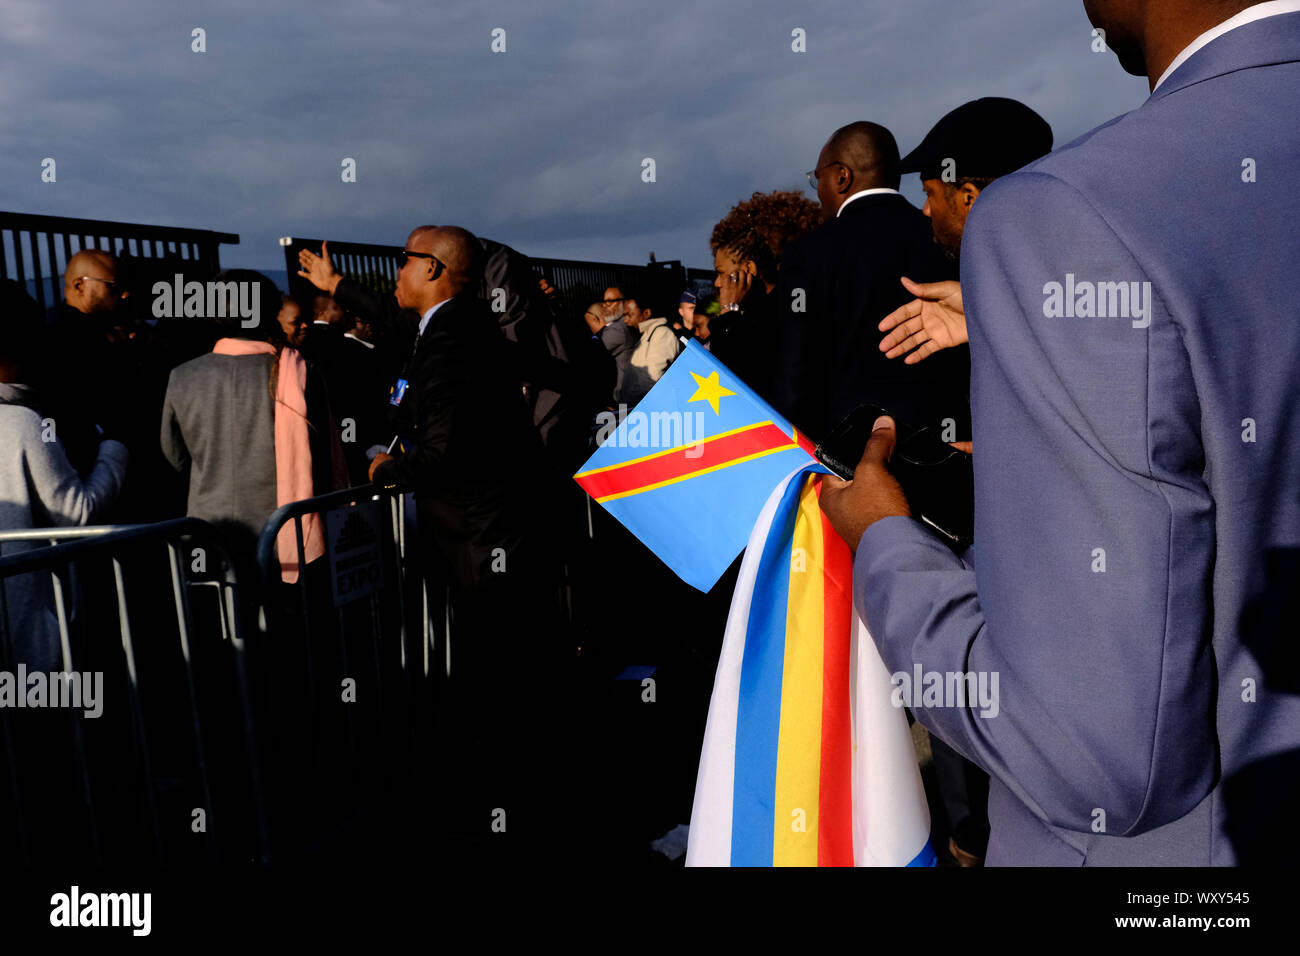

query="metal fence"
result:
[280,234,713,317]
[253,483,447,856]
[0,210,714,321]
[0,210,239,312]
[0,485,437,865]
[0,520,267,865]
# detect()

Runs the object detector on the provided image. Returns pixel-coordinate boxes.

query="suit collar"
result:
[835,190,906,218]
[417,296,454,338]
[836,187,901,217]
[1150,9,1300,101]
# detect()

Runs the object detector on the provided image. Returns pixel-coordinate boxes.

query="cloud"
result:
[0,0,1150,271]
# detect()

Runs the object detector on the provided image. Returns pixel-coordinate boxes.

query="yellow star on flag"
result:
[687,370,737,415]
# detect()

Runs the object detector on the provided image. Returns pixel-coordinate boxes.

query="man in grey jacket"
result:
[821,0,1300,865]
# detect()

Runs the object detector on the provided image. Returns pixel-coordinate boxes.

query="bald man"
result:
[364,224,546,587]
[297,225,570,453]
[50,249,187,523]
[362,225,559,830]
[60,249,125,317]
[771,121,969,443]
[44,249,166,515]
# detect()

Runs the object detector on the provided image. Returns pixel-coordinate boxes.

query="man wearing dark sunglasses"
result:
[351,225,559,835]
[298,227,581,465]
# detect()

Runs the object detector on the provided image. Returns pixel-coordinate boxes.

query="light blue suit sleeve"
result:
[853,171,1217,838]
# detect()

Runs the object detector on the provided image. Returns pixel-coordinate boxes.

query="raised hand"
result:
[297,240,342,295]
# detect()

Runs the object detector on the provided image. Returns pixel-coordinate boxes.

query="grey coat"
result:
[0,383,128,668]
[160,350,343,575]
[853,16,1300,865]
[160,353,279,558]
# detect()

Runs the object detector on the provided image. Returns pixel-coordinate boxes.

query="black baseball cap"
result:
[899,97,1053,182]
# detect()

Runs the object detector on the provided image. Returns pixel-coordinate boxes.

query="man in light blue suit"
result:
[821,0,1300,865]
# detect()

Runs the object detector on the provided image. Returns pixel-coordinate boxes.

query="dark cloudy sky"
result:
[1,0,1149,272]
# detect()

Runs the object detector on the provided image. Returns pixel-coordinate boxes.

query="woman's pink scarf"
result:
[212,338,320,583]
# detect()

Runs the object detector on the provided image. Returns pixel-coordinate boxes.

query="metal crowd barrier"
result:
[0,520,268,865]
[254,484,446,855]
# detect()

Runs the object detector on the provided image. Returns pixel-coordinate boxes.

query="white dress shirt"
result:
[1153,0,1300,91]
[836,187,901,217]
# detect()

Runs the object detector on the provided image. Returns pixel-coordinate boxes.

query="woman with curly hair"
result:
[707,190,821,404]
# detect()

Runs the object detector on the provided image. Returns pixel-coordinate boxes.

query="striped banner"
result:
[687,466,935,867]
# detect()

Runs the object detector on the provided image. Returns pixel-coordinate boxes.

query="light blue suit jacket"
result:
[854,14,1300,865]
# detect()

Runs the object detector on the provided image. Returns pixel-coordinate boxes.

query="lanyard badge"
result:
[389,377,409,407]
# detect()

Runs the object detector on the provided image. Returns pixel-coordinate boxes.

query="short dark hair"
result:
[617,279,653,316]
[825,121,902,190]
[943,176,997,194]
[210,270,288,344]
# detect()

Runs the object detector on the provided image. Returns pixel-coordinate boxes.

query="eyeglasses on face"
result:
[805,162,845,188]
[79,275,121,292]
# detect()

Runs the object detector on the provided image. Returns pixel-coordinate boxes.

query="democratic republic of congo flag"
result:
[685,466,936,867]
[574,340,820,592]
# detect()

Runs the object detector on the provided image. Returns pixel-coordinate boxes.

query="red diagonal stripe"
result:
[576,421,795,502]
[795,428,817,458]
[815,477,854,866]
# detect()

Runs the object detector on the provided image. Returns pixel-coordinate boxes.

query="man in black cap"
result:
[875,97,1052,868]
[878,98,1053,366]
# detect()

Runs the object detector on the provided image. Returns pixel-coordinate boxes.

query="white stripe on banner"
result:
[851,607,932,866]
[687,467,932,866]
[686,467,804,867]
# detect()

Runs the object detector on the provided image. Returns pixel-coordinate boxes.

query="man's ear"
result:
[743,259,759,278]
[836,164,853,196]
[959,182,981,209]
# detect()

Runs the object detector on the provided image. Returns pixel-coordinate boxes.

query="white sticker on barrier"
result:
[325,501,385,608]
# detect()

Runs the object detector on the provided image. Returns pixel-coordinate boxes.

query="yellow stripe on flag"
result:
[772,479,825,866]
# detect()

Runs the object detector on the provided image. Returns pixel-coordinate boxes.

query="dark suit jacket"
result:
[370,292,546,588]
[771,193,968,442]
[43,303,187,521]
[332,237,579,452]
[301,324,388,484]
